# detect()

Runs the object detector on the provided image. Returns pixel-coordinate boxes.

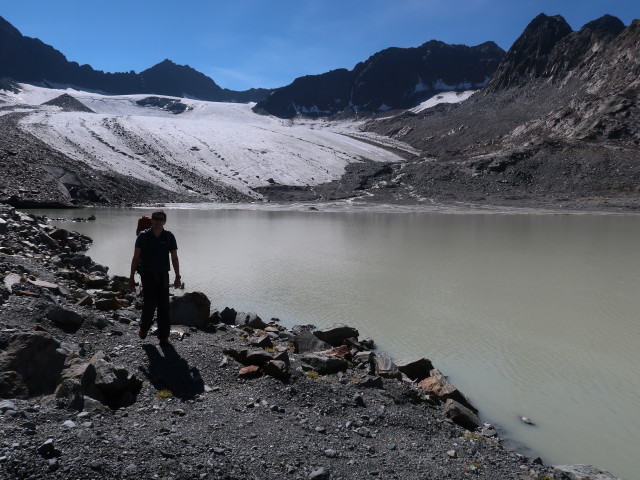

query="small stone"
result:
[123,463,137,475]
[62,420,76,428]
[520,416,535,425]
[37,439,57,458]
[0,400,17,413]
[89,460,102,471]
[355,427,372,438]
[324,449,338,458]
[309,467,330,479]
[447,450,457,458]
[353,394,366,407]
[48,458,59,472]
[315,426,327,434]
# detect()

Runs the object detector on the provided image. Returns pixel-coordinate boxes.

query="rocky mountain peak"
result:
[581,14,626,36]
[485,13,572,91]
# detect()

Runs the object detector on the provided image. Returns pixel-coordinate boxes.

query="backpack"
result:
[136,216,153,235]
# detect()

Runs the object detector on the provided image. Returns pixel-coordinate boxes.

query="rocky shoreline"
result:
[0,205,622,479]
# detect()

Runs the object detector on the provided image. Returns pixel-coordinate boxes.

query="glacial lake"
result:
[33,204,640,479]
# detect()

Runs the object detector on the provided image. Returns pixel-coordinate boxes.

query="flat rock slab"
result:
[313,323,359,347]
[301,353,348,375]
[552,464,623,480]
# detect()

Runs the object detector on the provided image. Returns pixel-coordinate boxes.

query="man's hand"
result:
[128,277,136,291]
[173,277,182,289]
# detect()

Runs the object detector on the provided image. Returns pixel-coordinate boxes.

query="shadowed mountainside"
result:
[0,16,270,102]
[254,41,505,118]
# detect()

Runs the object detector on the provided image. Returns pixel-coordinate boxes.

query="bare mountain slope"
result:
[355,14,640,209]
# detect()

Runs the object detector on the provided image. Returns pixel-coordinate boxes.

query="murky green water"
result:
[32,205,640,479]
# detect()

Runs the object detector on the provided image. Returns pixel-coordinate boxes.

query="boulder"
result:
[245,350,274,367]
[292,329,332,353]
[219,307,237,325]
[28,279,60,292]
[238,365,261,379]
[395,357,434,381]
[235,312,266,329]
[313,323,359,346]
[417,369,477,413]
[443,399,482,430]
[169,291,211,328]
[59,253,93,269]
[110,275,129,292]
[82,352,142,408]
[552,464,623,480]
[264,360,290,380]
[374,355,400,379]
[249,334,273,348]
[49,228,69,242]
[4,273,23,293]
[223,348,248,364]
[38,232,58,248]
[322,345,352,359]
[45,305,85,331]
[0,331,67,398]
[94,298,120,311]
[301,353,348,375]
[357,376,384,389]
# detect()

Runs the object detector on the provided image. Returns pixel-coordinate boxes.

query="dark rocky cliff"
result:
[254,40,505,118]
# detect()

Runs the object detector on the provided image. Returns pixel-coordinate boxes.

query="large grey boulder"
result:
[292,329,332,353]
[374,354,401,379]
[45,305,85,331]
[313,323,359,346]
[0,331,67,398]
[552,464,623,480]
[84,352,142,408]
[443,399,482,430]
[169,291,211,328]
[235,312,266,329]
[301,353,348,375]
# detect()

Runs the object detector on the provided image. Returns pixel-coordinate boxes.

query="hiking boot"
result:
[159,337,170,346]
[138,327,148,340]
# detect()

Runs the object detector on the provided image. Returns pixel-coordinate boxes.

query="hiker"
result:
[128,210,181,344]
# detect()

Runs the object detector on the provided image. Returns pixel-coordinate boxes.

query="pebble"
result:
[309,467,330,479]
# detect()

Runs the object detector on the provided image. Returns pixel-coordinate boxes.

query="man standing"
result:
[128,211,181,345]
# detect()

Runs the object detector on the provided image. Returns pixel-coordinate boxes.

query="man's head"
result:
[151,211,167,224]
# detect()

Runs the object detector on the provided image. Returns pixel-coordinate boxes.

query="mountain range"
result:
[0,13,639,210]
[253,41,504,117]
[0,16,269,102]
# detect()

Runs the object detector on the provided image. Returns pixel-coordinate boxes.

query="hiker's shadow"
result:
[140,343,204,400]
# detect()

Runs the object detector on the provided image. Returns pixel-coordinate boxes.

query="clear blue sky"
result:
[2,0,638,91]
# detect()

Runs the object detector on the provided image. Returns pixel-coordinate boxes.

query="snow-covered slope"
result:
[2,84,408,200]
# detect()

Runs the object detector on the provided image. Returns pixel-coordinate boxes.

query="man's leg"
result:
[139,272,158,336]
[156,271,171,342]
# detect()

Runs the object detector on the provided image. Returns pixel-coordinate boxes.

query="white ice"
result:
[1,83,409,199]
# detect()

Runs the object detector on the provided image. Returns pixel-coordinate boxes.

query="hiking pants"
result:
[140,271,170,339]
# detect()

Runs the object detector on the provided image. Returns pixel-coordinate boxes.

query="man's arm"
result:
[170,250,181,288]
[128,247,142,290]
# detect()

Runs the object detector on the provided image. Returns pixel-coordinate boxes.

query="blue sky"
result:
[2,0,638,91]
